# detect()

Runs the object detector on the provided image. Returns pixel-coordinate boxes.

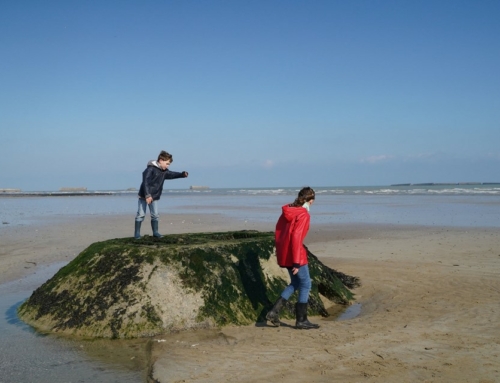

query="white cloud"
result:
[263,159,274,168]
[411,152,434,159]
[404,152,441,161]
[359,154,394,164]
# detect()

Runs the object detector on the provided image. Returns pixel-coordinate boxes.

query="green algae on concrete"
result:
[18,231,360,339]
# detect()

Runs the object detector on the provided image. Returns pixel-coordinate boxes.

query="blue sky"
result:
[1,1,499,190]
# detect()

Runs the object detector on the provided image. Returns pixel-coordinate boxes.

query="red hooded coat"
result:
[275,204,310,268]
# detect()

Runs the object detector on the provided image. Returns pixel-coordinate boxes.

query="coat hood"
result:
[281,204,308,222]
[147,160,161,169]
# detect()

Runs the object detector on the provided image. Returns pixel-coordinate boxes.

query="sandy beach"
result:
[1,214,499,382]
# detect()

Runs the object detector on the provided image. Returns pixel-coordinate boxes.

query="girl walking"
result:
[266,187,319,329]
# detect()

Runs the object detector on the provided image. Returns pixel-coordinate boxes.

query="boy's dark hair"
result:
[291,187,315,207]
[158,150,173,162]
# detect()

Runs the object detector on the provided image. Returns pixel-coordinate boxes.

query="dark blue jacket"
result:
[138,161,186,201]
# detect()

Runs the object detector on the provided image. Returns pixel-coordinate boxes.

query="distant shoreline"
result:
[390,182,499,186]
[1,183,499,198]
[0,191,136,197]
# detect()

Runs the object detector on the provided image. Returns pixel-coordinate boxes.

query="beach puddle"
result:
[324,302,362,321]
[337,303,362,320]
[1,264,147,383]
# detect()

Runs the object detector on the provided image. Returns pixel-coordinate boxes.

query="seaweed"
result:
[18,230,359,338]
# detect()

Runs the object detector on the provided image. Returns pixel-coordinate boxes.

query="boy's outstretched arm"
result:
[163,170,189,180]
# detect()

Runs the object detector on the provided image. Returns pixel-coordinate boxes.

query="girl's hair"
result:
[291,187,315,207]
[158,150,173,162]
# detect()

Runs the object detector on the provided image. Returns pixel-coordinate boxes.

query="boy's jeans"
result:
[281,264,312,304]
[135,199,159,222]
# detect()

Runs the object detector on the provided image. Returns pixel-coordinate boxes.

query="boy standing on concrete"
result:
[134,150,188,239]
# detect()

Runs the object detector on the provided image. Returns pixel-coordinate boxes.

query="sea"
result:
[2,184,500,228]
[1,184,499,382]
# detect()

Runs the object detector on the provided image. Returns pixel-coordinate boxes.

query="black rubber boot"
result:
[151,220,162,238]
[295,302,320,329]
[266,297,287,326]
[134,221,142,239]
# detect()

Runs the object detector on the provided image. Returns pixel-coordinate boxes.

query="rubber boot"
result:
[295,302,320,329]
[134,221,142,239]
[151,220,163,238]
[266,297,287,326]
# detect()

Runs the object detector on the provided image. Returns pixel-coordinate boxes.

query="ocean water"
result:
[1,184,500,228]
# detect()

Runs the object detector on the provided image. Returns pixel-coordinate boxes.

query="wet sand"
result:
[1,215,499,382]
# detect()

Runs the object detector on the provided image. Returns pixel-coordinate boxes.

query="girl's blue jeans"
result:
[280,264,311,303]
[135,199,159,222]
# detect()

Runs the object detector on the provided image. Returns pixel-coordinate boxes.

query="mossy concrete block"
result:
[18,231,359,339]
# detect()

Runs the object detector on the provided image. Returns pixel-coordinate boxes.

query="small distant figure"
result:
[266,186,320,329]
[134,151,188,239]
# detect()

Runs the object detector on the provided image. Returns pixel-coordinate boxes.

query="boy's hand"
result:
[182,171,189,177]
[146,196,153,204]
